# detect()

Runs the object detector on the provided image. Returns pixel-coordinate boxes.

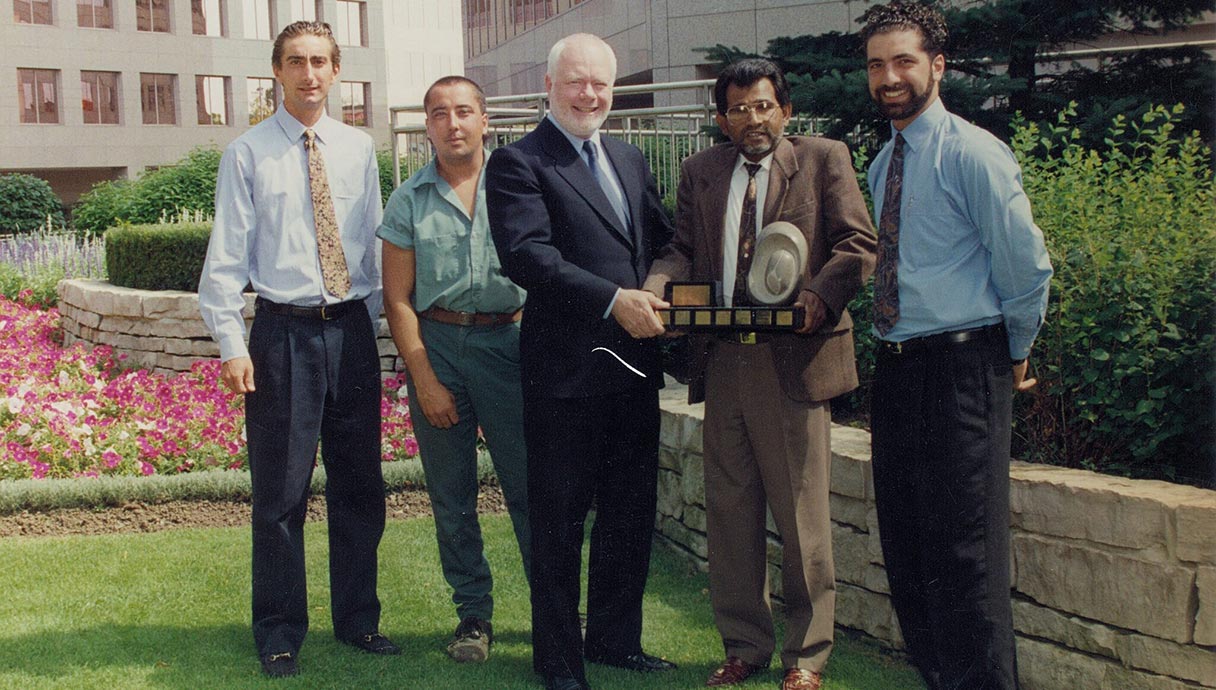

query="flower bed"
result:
[0,296,418,480]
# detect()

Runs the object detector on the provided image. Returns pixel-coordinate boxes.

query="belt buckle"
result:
[456,311,477,326]
[740,332,757,345]
[318,305,330,320]
[885,340,902,354]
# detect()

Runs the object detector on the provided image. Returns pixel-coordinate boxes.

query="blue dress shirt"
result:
[868,98,1052,360]
[200,106,384,361]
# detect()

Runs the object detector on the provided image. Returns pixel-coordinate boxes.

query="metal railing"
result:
[388,78,836,196]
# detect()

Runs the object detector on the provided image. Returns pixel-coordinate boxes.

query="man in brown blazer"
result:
[644,59,875,690]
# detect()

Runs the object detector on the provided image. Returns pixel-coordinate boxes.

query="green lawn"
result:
[0,514,924,689]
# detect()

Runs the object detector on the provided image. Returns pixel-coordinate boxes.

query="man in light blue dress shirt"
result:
[861,4,1053,689]
[198,21,397,678]
[378,76,530,666]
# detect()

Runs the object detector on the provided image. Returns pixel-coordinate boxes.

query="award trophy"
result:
[659,221,809,332]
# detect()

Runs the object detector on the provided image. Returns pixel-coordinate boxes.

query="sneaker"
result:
[446,616,493,663]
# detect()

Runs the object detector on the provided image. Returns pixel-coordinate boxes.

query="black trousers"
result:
[245,305,386,657]
[524,387,661,683]
[870,328,1018,690]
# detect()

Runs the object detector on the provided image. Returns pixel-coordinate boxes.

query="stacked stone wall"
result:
[57,279,401,376]
[655,383,1216,690]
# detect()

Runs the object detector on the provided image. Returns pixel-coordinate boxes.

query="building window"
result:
[18,68,59,124]
[511,0,551,25]
[334,0,365,47]
[136,0,169,31]
[191,0,223,35]
[288,0,317,22]
[339,81,369,127]
[470,0,489,28]
[77,0,112,27]
[14,0,52,24]
[195,75,229,124]
[140,73,176,124]
[242,0,271,39]
[81,70,119,124]
[247,76,277,124]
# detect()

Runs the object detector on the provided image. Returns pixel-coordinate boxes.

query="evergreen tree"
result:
[700,0,1215,146]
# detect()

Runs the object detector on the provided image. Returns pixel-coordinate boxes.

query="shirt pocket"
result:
[413,222,466,283]
[899,190,968,270]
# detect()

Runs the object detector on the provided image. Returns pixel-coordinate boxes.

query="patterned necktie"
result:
[873,133,905,336]
[305,128,351,299]
[732,162,763,306]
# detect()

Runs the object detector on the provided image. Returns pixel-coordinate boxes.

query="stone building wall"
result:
[57,280,401,376]
[655,383,1216,690]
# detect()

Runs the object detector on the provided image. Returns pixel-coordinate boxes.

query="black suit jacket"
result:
[486,117,673,399]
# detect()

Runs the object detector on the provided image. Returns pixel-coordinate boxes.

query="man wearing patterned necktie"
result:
[862,4,1053,689]
[199,20,398,679]
[644,59,875,690]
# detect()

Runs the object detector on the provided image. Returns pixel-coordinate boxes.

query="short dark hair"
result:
[272,21,340,69]
[423,75,488,114]
[859,1,948,58]
[713,58,791,116]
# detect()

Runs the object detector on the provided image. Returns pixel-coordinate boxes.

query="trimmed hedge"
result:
[105,222,212,291]
[0,452,495,514]
[0,173,64,234]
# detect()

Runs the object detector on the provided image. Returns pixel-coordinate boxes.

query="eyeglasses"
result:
[723,100,780,125]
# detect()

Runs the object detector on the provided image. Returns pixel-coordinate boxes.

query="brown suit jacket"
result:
[645,135,877,404]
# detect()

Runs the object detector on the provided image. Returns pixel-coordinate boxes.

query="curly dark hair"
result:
[859,1,948,57]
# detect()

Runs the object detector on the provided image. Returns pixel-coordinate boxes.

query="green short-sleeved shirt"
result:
[377,153,525,314]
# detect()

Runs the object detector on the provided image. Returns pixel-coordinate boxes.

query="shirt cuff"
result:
[602,288,621,319]
[218,333,249,363]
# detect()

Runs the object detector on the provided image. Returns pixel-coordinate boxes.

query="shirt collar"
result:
[547,114,602,154]
[733,151,773,173]
[890,97,946,153]
[408,149,490,190]
[274,105,339,145]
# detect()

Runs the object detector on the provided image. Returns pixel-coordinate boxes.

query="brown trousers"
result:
[703,340,836,672]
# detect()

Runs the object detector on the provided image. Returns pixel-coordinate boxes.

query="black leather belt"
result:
[878,324,1004,355]
[256,297,364,321]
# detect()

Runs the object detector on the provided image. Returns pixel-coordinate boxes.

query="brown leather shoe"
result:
[781,668,822,690]
[706,656,764,687]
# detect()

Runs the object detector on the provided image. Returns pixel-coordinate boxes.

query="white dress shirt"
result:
[721,153,772,306]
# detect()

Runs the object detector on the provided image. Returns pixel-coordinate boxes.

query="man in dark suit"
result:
[644,59,875,690]
[485,32,676,690]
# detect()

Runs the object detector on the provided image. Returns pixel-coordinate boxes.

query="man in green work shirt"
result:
[378,75,530,664]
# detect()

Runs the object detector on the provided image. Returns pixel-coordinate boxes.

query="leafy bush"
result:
[72,148,220,235]
[71,179,136,236]
[0,174,64,234]
[105,220,212,291]
[1012,104,1215,483]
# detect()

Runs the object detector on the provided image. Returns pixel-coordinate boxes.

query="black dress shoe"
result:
[342,632,402,655]
[259,651,299,677]
[545,673,592,690]
[586,650,677,672]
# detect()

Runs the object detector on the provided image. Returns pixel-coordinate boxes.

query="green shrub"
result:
[0,173,64,234]
[1012,104,1215,483]
[71,179,136,236]
[105,221,212,291]
[377,148,397,203]
[72,147,219,235]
